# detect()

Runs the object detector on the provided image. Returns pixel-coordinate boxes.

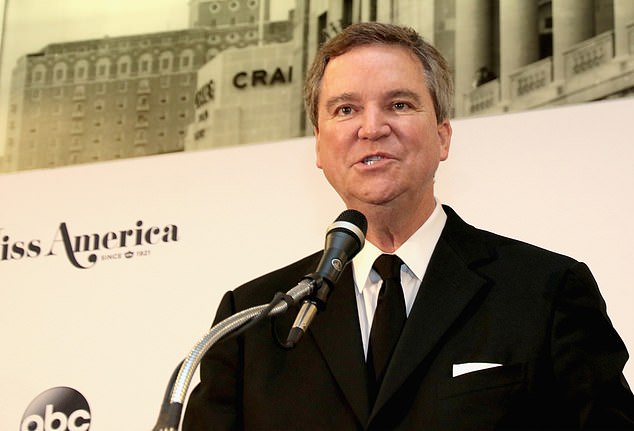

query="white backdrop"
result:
[2,97,633,429]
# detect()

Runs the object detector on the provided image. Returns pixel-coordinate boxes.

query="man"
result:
[184,22,634,429]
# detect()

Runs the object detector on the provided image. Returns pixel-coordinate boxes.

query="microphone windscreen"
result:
[335,209,368,237]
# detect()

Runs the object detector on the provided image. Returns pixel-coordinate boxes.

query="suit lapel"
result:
[369,207,493,421]
[309,267,371,425]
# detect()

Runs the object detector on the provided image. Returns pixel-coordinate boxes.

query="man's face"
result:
[314,44,451,210]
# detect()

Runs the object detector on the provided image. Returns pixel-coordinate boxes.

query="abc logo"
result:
[21,387,91,431]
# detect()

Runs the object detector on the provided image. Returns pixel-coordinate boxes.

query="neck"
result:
[356,198,437,253]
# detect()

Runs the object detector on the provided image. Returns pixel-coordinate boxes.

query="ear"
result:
[314,126,323,169]
[437,119,452,161]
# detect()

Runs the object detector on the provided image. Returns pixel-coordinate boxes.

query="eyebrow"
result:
[324,92,358,112]
[386,89,422,104]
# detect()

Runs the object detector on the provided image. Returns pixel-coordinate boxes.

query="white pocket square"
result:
[452,362,502,377]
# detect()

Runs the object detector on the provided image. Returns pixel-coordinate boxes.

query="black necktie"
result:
[368,254,406,398]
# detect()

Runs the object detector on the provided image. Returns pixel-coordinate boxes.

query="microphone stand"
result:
[152,277,318,431]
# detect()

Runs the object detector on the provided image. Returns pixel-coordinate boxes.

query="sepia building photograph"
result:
[1,0,633,174]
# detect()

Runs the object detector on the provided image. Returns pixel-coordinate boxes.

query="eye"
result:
[393,101,410,111]
[336,105,354,116]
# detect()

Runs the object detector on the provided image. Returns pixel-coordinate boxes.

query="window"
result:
[96,58,111,79]
[179,49,194,70]
[226,32,240,42]
[137,95,150,110]
[318,12,328,46]
[73,85,86,101]
[228,1,240,11]
[70,120,84,134]
[136,114,149,127]
[54,63,68,83]
[94,99,105,111]
[137,79,151,94]
[32,65,46,84]
[209,2,221,13]
[135,129,148,142]
[138,53,153,75]
[118,56,131,77]
[160,51,174,72]
[74,60,89,81]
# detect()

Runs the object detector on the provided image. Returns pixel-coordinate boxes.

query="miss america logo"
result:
[0,220,178,269]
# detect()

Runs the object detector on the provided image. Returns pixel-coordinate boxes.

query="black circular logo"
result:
[20,386,91,431]
[331,258,343,272]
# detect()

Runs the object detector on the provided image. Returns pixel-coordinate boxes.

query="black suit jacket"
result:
[184,206,634,429]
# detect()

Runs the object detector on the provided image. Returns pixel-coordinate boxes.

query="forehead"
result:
[319,44,427,100]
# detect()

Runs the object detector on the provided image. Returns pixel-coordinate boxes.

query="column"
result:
[552,0,594,80]
[614,0,634,57]
[454,0,494,116]
[396,0,435,43]
[499,0,539,100]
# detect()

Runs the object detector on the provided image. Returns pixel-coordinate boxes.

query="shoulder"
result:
[441,204,579,271]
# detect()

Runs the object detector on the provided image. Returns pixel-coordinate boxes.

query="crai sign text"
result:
[232,65,293,89]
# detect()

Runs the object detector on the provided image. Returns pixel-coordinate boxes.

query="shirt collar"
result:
[352,202,447,294]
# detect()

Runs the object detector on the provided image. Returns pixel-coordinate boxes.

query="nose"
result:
[357,107,390,140]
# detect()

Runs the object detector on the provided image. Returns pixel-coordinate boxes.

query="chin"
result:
[353,192,400,207]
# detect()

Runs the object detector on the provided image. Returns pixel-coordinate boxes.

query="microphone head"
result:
[326,209,367,259]
[335,209,368,237]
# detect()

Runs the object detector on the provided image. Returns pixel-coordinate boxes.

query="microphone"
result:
[285,209,367,347]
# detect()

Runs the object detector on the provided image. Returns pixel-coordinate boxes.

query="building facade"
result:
[2,0,292,173]
[453,0,634,117]
[4,29,213,172]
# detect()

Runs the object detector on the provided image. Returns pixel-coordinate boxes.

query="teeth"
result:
[363,156,384,165]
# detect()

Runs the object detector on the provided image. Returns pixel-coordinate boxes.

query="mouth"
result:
[361,155,387,166]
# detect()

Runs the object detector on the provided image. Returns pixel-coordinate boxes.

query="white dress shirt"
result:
[352,203,447,358]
